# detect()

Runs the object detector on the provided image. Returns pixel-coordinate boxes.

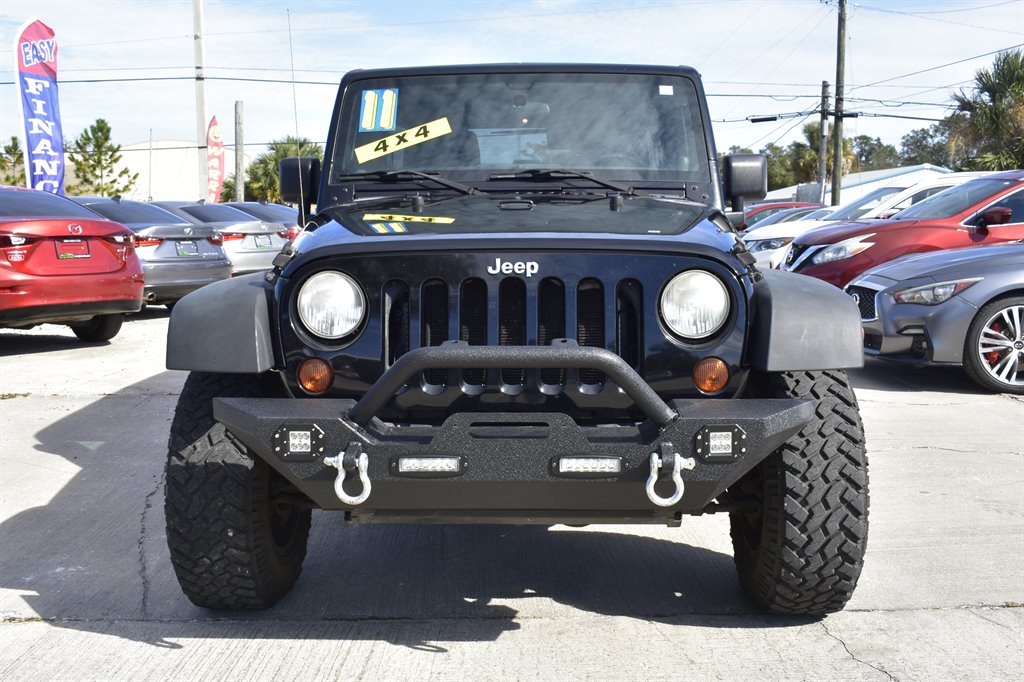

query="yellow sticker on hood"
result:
[354,117,453,164]
[362,213,455,224]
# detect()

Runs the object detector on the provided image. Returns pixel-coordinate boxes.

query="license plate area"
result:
[254,235,273,248]
[56,238,90,259]
[176,240,200,256]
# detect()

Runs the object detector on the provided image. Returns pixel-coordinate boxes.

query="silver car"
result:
[74,197,232,308]
[225,201,300,231]
[153,201,289,276]
[846,242,1024,394]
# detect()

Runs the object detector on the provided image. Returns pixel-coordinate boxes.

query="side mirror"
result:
[977,206,1012,228]
[722,154,767,222]
[280,157,320,223]
[876,208,900,220]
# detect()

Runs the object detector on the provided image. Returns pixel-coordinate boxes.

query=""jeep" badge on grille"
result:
[487,258,539,277]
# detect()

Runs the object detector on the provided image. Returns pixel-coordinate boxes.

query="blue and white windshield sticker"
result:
[359,89,399,132]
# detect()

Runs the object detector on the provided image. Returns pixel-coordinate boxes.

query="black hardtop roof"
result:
[341,63,702,81]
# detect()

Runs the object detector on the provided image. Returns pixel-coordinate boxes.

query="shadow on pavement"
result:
[2,372,822,650]
[0,308,168,357]
[848,357,992,395]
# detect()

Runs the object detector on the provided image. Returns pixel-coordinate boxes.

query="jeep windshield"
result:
[329,71,712,190]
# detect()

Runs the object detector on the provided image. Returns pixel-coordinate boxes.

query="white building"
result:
[115,139,249,202]
[764,163,952,203]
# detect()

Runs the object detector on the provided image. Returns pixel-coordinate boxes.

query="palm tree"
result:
[948,49,1024,170]
[240,136,323,203]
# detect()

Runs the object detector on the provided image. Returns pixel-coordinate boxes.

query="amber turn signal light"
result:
[298,358,333,394]
[693,357,729,394]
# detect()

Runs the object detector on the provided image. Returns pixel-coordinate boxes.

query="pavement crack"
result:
[967,609,1018,632]
[820,620,897,681]
[137,471,165,620]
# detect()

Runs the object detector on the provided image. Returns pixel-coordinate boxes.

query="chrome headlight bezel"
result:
[659,270,731,340]
[295,270,366,341]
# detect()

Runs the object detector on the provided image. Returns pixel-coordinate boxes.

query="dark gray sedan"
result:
[74,197,232,308]
[846,243,1024,394]
[154,201,289,276]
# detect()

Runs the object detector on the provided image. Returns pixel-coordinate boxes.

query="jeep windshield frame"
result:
[324,65,715,197]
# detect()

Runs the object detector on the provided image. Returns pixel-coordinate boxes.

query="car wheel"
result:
[963,296,1024,395]
[70,314,123,342]
[165,372,312,610]
[729,370,869,615]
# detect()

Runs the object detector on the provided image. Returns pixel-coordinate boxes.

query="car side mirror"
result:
[722,154,767,227]
[977,206,1012,228]
[280,157,320,223]
[876,208,900,220]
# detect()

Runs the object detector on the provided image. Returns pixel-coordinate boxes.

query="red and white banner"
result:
[206,116,225,203]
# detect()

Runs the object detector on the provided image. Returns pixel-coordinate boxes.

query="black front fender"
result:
[166,273,276,373]
[747,269,863,372]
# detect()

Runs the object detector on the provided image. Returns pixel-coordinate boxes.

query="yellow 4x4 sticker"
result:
[362,213,455,224]
[354,117,452,164]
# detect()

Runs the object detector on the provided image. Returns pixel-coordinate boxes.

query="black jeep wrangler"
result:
[165,64,868,615]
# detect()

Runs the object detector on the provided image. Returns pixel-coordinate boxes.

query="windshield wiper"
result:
[488,168,640,196]
[335,170,480,195]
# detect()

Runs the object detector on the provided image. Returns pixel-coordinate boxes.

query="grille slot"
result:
[616,279,643,373]
[537,278,566,385]
[499,278,527,385]
[576,278,606,384]
[460,278,488,385]
[382,280,409,368]
[421,279,449,385]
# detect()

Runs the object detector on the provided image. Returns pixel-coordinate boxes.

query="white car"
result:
[743,171,992,269]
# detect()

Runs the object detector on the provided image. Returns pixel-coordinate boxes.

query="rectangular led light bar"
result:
[397,457,462,474]
[558,457,622,474]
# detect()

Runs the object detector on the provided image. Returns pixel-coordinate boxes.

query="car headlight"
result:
[660,270,730,339]
[745,237,793,253]
[810,233,876,265]
[296,271,365,339]
[893,278,982,305]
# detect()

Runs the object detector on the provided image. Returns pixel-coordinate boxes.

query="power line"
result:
[855,1,1022,34]
[851,43,1024,90]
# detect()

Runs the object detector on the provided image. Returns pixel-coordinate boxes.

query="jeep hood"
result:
[319,193,711,238]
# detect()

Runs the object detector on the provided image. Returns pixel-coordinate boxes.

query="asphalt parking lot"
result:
[1,310,1021,681]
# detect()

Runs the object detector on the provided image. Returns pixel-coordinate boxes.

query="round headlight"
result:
[660,270,730,339]
[296,271,365,340]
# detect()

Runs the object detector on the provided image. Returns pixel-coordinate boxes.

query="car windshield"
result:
[894,178,1020,220]
[828,186,904,221]
[85,201,184,226]
[179,204,256,222]
[330,71,711,185]
[0,190,103,219]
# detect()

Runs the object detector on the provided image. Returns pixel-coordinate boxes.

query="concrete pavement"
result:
[1,310,1021,680]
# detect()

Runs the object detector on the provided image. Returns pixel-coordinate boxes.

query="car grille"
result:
[382,274,644,389]
[846,285,877,320]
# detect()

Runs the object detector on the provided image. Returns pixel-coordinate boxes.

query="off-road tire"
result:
[962,295,1024,395]
[70,313,123,342]
[730,369,868,615]
[165,371,311,610]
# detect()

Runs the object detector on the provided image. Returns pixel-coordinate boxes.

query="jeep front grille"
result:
[382,275,643,389]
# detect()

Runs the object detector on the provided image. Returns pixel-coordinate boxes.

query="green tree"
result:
[236,136,323,203]
[899,123,955,168]
[0,136,25,186]
[66,119,138,196]
[947,49,1024,170]
[851,135,900,172]
[760,142,793,191]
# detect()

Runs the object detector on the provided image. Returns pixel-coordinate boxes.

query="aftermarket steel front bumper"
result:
[213,343,814,524]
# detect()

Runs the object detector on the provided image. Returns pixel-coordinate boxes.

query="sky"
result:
[1,0,1022,164]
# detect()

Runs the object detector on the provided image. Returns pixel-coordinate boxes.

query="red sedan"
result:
[784,171,1024,287]
[0,186,144,341]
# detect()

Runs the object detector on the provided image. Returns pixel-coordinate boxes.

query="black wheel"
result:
[963,296,1024,394]
[729,370,868,615]
[165,371,311,610]
[70,314,123,342]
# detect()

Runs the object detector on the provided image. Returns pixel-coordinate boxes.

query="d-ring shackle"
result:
[645,451,696,507]
[324,445,372,506]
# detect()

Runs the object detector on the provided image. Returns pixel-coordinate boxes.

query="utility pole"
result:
[193,0,208,201]
[818,80,830,204]
[830,0,846,206]
[234,100,244,202]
